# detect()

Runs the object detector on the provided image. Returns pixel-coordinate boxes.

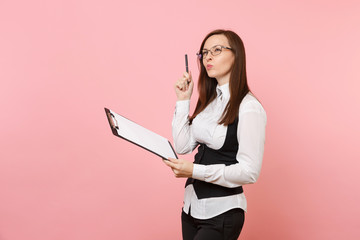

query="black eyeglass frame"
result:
[196,45,233,60]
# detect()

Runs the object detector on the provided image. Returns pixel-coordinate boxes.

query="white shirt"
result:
[172,83,267,220]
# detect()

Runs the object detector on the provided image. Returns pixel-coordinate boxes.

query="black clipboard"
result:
[105,108,178,160]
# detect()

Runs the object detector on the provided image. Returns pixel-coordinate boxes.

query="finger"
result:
[163,159,173,168]
[176,84,182,91]
[174,81,180,89]
[186,73,191,85]
[179,78,186,87]
[168,157,179,164]
[176,78,186,87]
[182,82,187,90]
[181,73,189,84]
[178,75,188,83]
[182,76,188,83]
[188,77,194,88]
[165,160,176,169]
[179,78,189,91]
[184,71,190,83]
[188,72,194,87]
[176,81,185,91]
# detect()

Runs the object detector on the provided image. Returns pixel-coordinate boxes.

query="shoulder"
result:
[239,93,266,116]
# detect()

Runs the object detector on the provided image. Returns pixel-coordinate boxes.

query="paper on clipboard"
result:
[104,108,178,160]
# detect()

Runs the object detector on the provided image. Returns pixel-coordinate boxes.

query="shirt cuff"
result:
[175,100,190,114]
[192,164,206,181]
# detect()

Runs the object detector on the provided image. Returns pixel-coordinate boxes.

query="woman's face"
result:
[202,34,235,85]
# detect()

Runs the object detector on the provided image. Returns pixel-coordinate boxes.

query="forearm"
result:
[192,156,262,188]
[192,103,267,188]
[172,100,196,154]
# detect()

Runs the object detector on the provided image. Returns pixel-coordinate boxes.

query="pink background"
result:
[1,0,359,239]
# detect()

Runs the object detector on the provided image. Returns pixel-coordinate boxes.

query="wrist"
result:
[177,96,191,101]
[192,164,206,181]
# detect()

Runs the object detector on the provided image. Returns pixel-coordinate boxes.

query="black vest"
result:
[185,118,243,199]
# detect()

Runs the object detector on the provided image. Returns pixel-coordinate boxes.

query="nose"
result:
[204,53,212,62]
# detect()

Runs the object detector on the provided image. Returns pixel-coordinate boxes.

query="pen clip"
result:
[107,112,119,130]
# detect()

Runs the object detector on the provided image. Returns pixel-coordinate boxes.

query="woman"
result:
[163,29,267,240]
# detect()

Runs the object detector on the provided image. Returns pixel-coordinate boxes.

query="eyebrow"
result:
[202,44,222,50]
[202,44,224,51]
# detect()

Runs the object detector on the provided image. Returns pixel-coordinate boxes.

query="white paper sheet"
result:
[105,108,177,160]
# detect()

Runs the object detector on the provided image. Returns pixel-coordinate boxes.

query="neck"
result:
[216,73,231,86]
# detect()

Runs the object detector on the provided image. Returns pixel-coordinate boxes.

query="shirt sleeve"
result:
[172,100,198,154]
[192,100,267,187]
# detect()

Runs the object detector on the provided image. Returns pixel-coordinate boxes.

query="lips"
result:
[206,64,213,70]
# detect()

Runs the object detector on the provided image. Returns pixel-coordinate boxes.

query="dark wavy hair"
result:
[189,29,250,125]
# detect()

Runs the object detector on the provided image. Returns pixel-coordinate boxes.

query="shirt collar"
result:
[216,83,230,99]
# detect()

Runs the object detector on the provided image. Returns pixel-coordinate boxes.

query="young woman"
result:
[163,29,267,240]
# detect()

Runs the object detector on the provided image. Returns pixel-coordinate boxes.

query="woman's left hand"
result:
[163,158,193,178]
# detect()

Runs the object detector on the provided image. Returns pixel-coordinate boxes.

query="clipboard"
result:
[104,108,178,160]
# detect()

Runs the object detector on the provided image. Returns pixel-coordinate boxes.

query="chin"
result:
[206,71,216,78]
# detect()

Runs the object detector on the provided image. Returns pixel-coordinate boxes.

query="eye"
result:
[214,46,222,52]
[202,50,209,56]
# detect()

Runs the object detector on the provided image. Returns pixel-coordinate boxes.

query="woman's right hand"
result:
[174,71,194,101]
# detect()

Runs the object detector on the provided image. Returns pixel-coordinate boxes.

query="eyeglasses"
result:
[197,45,232,60]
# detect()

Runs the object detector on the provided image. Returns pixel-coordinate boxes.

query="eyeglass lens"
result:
[200,45,224,59]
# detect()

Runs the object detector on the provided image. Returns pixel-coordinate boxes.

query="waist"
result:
[183,185,247,219]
